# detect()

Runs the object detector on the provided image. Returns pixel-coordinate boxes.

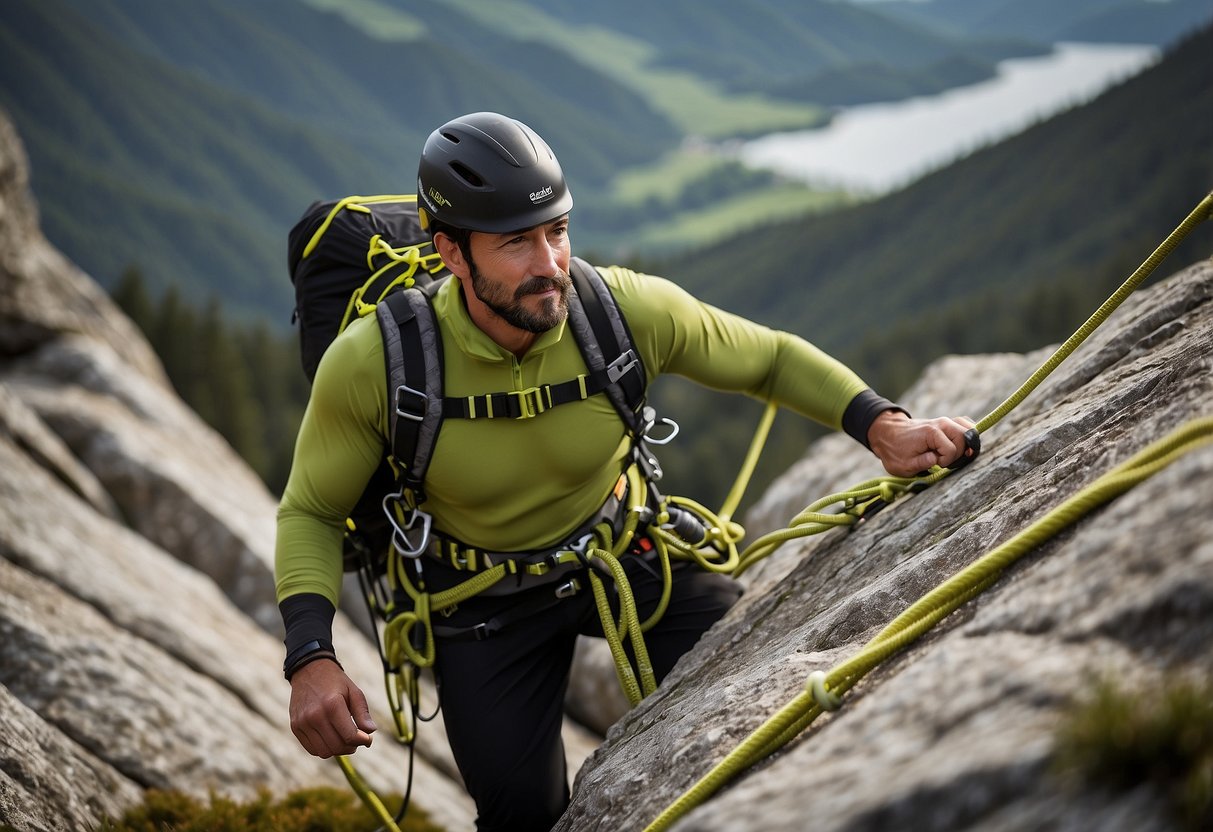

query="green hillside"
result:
[881,0,1213,45]
[664,24,1212,371]
[4,1,1209,513]
[644,23,1213,508]
[0,0,1058,319]
[0,0,680,312]
[453,0,1047,119]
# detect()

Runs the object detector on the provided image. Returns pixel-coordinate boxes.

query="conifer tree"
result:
[110,265,154,335]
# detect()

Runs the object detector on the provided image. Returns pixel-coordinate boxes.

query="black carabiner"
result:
[948,428,982,471]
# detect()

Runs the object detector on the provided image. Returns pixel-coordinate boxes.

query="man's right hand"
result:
[288,658,377,758]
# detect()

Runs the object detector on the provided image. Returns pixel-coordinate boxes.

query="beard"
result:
[468,258,572,334]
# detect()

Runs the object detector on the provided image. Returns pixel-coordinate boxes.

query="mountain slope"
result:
[881,0,1213,45]
[663,23,1213,397]
[0,0,679,310]
[0,0,390,313]
[635,23,1211,510]
[475,0,1045,102]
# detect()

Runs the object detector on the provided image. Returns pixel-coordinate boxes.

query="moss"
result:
[1054,676,1213,830]
[98,786,446,832]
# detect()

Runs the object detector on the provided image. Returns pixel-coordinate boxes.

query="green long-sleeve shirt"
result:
[275,265,868,609]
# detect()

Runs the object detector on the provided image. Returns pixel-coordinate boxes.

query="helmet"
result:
[417,112,573,234]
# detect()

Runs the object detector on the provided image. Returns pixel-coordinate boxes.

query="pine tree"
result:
[110,265,154,335]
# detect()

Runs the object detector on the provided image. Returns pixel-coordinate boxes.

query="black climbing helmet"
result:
[417,112,573,234]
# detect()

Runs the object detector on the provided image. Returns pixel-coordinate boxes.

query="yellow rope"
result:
[644,417,1213,832]
[301,194,419,258]
[337,756,404,832]
[717,401,779,523]
[977,191,1213,433]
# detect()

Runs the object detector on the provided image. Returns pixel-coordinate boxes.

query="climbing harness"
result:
[640,192,1213,831]
[328,251,737,829]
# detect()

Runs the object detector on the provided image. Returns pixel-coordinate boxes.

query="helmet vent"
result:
[450,162,485,188]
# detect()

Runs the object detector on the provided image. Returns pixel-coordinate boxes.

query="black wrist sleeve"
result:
[841,388,910,449]
[279,593,337,661]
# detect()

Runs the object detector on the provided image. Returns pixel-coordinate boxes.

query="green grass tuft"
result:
[98,786,446,832]
[1054,676,1213,830]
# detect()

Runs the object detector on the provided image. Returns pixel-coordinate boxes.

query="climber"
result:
[274,111,976,831]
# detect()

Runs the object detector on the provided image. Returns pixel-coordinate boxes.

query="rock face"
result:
[556,249,1213,830]
[0,109,489,831]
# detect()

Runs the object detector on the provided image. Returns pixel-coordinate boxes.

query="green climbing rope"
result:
[976,191,1213,433]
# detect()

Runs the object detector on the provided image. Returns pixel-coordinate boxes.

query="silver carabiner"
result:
[643,417,679,445]
[381,489,432,558]
[639,405,680,445]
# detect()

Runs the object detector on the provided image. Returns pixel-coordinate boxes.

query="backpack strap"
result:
[378,284,445,504]
[565,256,646,434]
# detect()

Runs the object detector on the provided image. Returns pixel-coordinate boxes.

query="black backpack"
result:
[287,194,647,569]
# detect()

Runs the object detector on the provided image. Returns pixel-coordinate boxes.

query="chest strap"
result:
[438,349,639,420]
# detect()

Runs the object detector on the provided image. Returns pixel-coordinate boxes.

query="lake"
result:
[734,42,1160,194]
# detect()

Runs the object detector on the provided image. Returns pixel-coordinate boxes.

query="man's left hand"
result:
[867,410,977,478]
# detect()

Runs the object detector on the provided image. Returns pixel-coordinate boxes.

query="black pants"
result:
[429,556,742,832]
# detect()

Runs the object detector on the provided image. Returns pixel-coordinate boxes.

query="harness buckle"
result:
[554,578,581,599]
[544,534,594,571]
[394,384,428,423]
[606,349,640,384]
[511,386,551,419]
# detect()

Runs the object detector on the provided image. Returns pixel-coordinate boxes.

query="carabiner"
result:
[382,489,432,558]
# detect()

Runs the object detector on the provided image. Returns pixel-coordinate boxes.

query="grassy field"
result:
[622,182,851,256]
[583,148,854,257]
[300,0,428,39]
[401,0,831,138]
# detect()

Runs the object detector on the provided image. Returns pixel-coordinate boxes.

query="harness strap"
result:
[430,541,588,576]
[431,577,585,642]
[378,257,647,502]
[427,472,631,576]
[439,353,639,420]
[567,257,647,434]
[380,288,444,502]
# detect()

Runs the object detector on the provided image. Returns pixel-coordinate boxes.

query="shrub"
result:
[1054,676,1213,830]
[98,786,446,832]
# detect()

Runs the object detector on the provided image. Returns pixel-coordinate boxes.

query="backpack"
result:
[287,194,647,570]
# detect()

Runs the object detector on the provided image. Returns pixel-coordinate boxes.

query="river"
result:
[735,42,1159,194]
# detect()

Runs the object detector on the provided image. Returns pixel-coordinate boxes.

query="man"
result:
[275,112,975,831]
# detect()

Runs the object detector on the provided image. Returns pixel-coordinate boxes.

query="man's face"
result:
[464,216,573,334]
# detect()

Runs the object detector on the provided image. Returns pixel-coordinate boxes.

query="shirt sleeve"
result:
[603,266,870,430]
[274,315,388,608]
